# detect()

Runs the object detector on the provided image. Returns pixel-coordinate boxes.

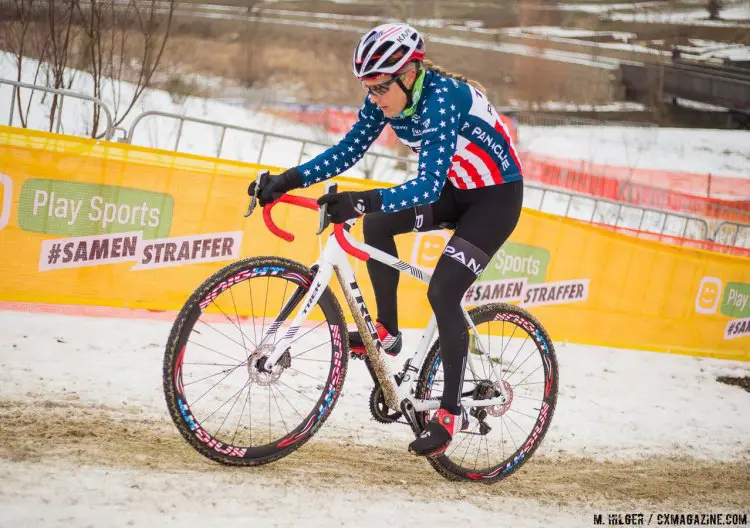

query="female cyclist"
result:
[248,22,524,457]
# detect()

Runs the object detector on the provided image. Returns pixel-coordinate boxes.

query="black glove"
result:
[316,190,382,224]
[248,168,304,206]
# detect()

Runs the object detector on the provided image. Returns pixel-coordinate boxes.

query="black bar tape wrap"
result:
[442,236,491,278]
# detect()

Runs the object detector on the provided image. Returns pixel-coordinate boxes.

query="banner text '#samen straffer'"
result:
[38,231,242,271]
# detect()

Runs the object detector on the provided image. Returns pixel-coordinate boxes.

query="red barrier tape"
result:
[521,154,750,223]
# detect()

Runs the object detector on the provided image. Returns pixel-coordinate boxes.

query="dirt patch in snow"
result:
[1,398,748,510]
[717,375,750,393]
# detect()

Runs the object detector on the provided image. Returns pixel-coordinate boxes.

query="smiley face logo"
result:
[411,231,450,271]
[695,277,722,314]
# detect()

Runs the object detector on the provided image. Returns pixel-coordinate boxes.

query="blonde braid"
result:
[422,59,487,94]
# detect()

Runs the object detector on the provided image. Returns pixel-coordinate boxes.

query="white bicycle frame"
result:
[255,193,511,417]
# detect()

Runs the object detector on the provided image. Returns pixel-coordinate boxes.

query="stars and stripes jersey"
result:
[296,70,523,213]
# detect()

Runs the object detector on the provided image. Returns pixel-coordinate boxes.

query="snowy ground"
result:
[502,26,750,62]
[0,309,748,526]
[520,126,750,180]
[559,0,750,27]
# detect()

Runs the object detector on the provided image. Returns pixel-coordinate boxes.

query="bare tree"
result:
[75,0,175,137]
[1,0,49,128]
[42,1,79,132]
[243,1,267,89]
[707,0,723,20]
[1,0,174,137]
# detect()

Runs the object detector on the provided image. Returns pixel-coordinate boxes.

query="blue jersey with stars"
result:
[296,70,523,213]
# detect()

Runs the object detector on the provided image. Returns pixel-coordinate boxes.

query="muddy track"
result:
[1,398,748,510]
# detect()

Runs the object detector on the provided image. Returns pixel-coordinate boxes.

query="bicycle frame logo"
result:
[0,173,12,230]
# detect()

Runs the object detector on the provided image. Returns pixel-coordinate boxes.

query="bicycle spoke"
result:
[290,320,328,347]
[187,363,247,406]
[294,357,332,363]
[248,278,258,345]
[500,413,505,460]
[458,422,480,467]
[286,366,327,385]
[501,415,518,451]
[231,380,253,446]
[271,384,290,435]
[500,335,531,381]
[183,367,236,388]
[183,361,242,367]
[506,407,540,421]
[499,322,518,367]
[446,421,474,458]
[473,429,482,470]
[511,363,543,389]
[267,384,271,443]
[271,384,305,419]
[484,434,491,469]
[214,289,256,352]
[513,381,545,388]
[195,321,255,359]
[513,392,543,401]
[188,338,245,364]
[505,347,542,383]
[275,378,318,403]
[202,377,252,425]
[504,413,529,438]
[230,286,256,353]
[212,378,249,439]
[290,339,332,360]
[262,276,270,343]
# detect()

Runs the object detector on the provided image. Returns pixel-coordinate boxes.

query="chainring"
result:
[369,384,403,424]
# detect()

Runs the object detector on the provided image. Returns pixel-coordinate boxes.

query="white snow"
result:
[519,125,750,180]
[502,26,750,63]
[1,460,589,528]
[0,308,748,526]
[555,0,750,27]
[1,310,748,461]
[502,26,637,41]
[611,6,750,27]
[557,2,667,14]
[510,100,647,112]
[672,97,730,112]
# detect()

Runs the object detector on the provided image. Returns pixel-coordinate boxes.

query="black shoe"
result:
[408,408,467,457]
[349,322,402,357]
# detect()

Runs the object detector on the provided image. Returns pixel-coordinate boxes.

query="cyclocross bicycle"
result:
[163,171,558,482]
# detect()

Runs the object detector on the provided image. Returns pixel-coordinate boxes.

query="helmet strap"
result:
[396,68,425,119]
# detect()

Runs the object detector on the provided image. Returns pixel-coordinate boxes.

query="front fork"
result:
[260,263,333,370]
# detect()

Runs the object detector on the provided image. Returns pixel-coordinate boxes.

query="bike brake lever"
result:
[316,182,337,235]
[245,170,270,218]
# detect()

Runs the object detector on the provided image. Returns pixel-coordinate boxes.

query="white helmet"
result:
[352,23,425,79]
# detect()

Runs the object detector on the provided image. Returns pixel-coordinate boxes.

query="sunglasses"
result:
[362,72,405,97]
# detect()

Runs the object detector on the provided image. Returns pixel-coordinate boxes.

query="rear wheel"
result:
[163,257,348,466]
[415,303,558,482]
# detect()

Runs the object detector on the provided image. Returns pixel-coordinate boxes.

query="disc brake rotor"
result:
[248,345,291,386]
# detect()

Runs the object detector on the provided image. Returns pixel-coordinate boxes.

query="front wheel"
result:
[415,303,558,482]
[163,257,349,466]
